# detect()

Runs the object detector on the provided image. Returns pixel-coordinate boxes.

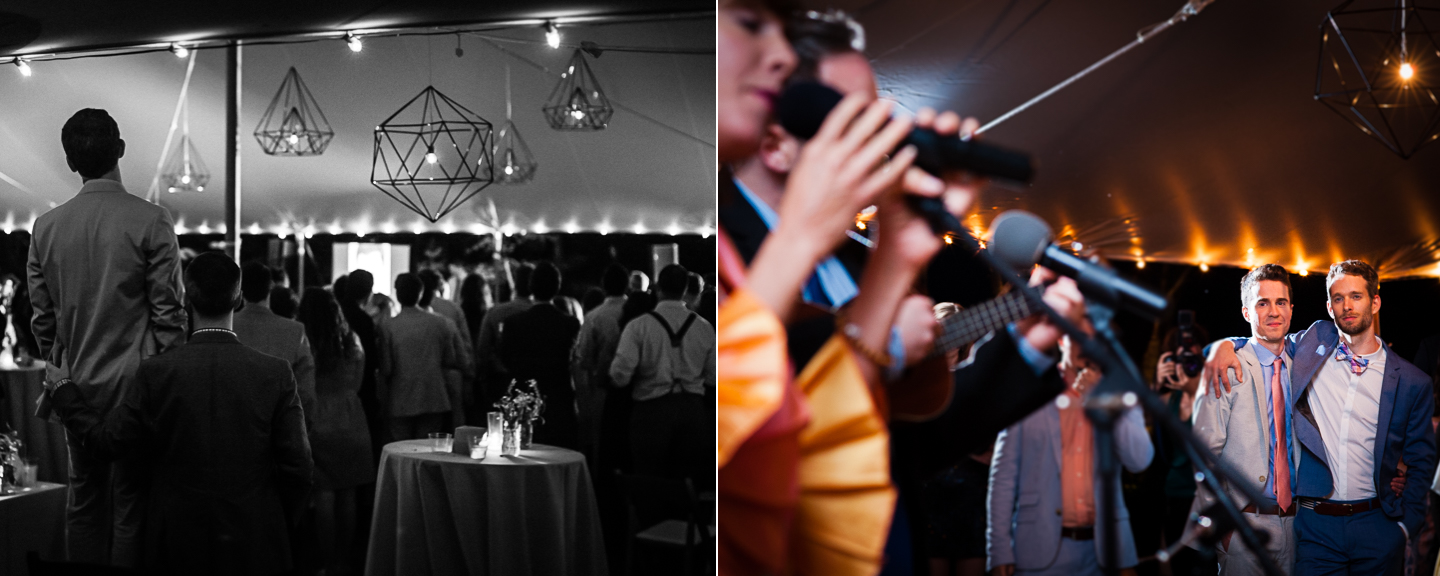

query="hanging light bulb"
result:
[425,147,438,165]
[172,43,190,58]
[570,108,586,120]
[286,133,300,146]
[14,59,30,77]
[346,32,363,52]
[181,174,191,185]
[545,22,560,49]
[1400,62,1415,80]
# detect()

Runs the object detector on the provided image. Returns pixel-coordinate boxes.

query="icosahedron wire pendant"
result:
[543,49,613,130]
[494,120,537,184]
[161,135,209,193]
[371,86,495,222]
[1316,0,1440,158]
[255,67,334,156]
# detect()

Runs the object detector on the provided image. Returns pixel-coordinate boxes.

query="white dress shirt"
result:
[609,300,716,401]
[1309,335,1388,501]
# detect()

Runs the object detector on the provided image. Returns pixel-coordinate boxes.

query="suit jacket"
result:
[1280,320,1436,535]
[27,178,187,413]
[987,400,1153,571]
[501,302,581,447]
[234,304,317,431]
[50,330,312,576]
[1190,342,1298,518]
[378,307,462,417]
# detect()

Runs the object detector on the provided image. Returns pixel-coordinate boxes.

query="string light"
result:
[1401,62,1415,80]
[943,234,954,245]
[545,22,561,49]
[1199,262,1210,272]
[346,33,363,52]
[14,59,30,77]
[171,43,189,58]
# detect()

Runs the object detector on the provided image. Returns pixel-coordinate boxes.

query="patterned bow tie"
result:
[1335,340,1370,376]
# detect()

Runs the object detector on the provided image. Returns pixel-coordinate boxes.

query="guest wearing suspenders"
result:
[610,264,717,487]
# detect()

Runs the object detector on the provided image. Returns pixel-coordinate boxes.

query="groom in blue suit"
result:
[1206,259,1434,574]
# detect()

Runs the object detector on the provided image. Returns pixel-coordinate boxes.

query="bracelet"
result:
[834,311,893,366]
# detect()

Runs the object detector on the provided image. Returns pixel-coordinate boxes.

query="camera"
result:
[1163,310,1204,379]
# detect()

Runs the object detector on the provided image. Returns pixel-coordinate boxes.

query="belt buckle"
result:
[1342,503,1354,514]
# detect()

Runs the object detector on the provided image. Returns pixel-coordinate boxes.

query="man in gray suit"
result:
[474,263,534,408]
[28,109,188,566]
[988,332,1154,576]
[234,261,317,432]
[419,268,474,427]
[1190,264,1298,574]
[378,273,463,440]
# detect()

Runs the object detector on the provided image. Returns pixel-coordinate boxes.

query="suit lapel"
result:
[1241,350,1270,441]
[1372,357,1401,485]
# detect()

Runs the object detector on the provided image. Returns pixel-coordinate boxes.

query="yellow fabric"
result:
[717,289,789,468]
[791,336,896,575]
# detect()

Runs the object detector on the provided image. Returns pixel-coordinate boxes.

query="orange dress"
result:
[717,229,896,575]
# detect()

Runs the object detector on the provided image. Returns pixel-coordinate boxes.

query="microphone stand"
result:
[929,217,1281,576]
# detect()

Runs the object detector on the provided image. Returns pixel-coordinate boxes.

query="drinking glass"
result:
[429,432,453,452]
[470,434,488,459]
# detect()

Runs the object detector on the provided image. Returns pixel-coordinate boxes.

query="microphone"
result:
[989,210,1167,320]
[776,82,1035,235]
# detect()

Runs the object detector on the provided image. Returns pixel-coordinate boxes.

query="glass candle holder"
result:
[469,434,488,460]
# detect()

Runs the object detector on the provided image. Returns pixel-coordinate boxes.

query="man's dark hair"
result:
[394,273,422,307]
[1240,263,1292,305]
[345,269,374,303]
[657,264,689,298]
[601,264,629,297]
[784,10,863,88]
[529,262,562,302]
[418,268,443,308]
[61,109,124,179]
[186,252,241,317]
[1326,259,1380,298]
[269,286,298,319]
[685,273,704,299]
[512,263,535,299]
[270,266,288,287]
[241,261,274,303]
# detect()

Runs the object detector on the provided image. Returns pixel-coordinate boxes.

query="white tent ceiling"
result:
[0,8,715,237]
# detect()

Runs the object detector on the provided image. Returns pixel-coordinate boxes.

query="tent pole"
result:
[225,41,242,262]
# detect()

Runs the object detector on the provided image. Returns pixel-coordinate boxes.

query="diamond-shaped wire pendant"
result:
[1316,0,1440,158]
[372,86,495,222]
[543,49,613,131]
[161,135,210,193]
[255,67,335,156]
[494,120,538,184]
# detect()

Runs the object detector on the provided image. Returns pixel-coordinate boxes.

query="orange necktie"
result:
[1272,358,1292,511]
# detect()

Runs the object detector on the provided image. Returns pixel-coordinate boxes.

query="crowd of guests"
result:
[26,106,715,575]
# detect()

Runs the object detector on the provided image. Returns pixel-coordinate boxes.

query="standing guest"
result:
[555,295,585,324]
[458,274,490,343]
[1205,260,1436,575]
[1189,264,1297,574]
[475,263,534,408]
[610,264,716,486]
[988,332,1154,576]
[580,287,606,314]
[44,252,312,576]
[499,262,581,449]
[269,285,299,319]
[377,273,462,441]
[235,262,318,434]
[683,273,705,312]
[419,269,475,429]
[627,270,650,295]
[27,108,188,566]
[573,264,631,469]
[296,288,374,576]
[338,269,383,454]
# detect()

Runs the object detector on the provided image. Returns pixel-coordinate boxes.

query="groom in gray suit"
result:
[1191,264,1298,574]
[988,331,1154,575]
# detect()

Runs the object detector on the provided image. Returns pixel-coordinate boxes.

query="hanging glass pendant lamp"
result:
[160,83,209,193]
[496,63,538,184]
[542,48,613,130]
[254,67,334,156]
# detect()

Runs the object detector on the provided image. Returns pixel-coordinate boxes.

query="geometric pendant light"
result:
[1315,0,1440,158]
[160,85,208,193]
[254,67,334,156]
[496,64,537,184]
[371,86,495,222]
[543,48,613,130]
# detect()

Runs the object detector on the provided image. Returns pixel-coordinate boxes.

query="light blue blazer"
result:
[987,398,1154,571]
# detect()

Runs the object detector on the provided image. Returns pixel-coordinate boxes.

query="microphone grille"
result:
[989,210,1053,270]
[776,82,844,140]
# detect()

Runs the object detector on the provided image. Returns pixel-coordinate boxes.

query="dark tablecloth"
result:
[0,481,66,575]
[1,364,67,484]
[366,440,608,576]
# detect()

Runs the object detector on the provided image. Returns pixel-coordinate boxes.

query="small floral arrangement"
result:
[495,379,545,426]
